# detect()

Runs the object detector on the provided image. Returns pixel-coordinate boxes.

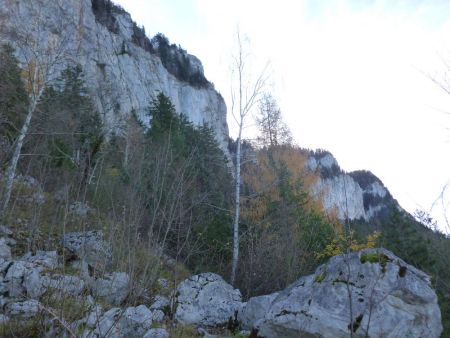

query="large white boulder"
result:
[175,272,242,326]
[257,248,443,338]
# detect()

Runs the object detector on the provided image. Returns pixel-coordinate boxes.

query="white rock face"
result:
[257,248,443,338]
[307,152,394,222]
[175,272,242,326]
[311,175,367,220]
[0,0,229,153]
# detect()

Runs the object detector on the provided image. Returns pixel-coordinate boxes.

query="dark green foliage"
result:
[27,65,103,190]
[91,0,126,34]
[0,44,28,161]
[151,33,209,88]
[142,92,232,270]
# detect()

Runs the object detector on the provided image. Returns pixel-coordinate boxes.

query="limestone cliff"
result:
[0,0,229,151]
[307,150,399,221]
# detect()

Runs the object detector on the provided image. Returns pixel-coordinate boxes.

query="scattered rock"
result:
[4,260,45,298]
[0,313,9,324]
[257,248,443,338]
[0,238,12,260]
[143,328,170,338]
[150,294,170,311]
[197,327,218,338]
[118,305,153,337]
[42,274,86,296]
[151,309,165,322]
[91,271,130,306]
[62,231,112,270]
[175,272,242,326]
[0,225,13,236]
[22,250,58,269]
[6,299,40,318]
[91,305,152,338]
[69,201,93,217]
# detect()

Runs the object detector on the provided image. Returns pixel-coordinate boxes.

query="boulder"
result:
[150,295,170,311]
[118,305,153,337]
[4,260,45,298]
[62,231,112,270]
[42,274,86,296]
[0,238,12,260]
[6,299,40,318]
[143,328,170,338]
[257,248,443,338]
[175,272,242,326]
[91,272,130,306]
[91,305,153,338]
[22,250,58,269]
[151,309,165,322]
[239,292,279,330]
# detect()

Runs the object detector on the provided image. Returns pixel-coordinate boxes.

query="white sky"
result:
[114,0,450,232]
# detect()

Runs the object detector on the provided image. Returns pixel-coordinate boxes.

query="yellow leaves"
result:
[317,230,381,259]
[21,60,44,96]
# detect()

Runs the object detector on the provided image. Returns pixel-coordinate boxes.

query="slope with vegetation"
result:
[0,1,449,336]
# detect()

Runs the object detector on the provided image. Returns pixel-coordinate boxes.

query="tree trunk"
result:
[1,97,36,218]
[231,119,242,285]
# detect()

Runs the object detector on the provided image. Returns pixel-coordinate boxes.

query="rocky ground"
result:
[0,218,443,337]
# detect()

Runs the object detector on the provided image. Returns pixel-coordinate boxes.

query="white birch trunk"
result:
[1,97,37,217]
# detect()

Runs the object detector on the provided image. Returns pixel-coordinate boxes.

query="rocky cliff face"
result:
[307,150,398,222]
[0,0,229,151]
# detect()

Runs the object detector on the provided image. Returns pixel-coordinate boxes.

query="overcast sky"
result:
[114,0,450,233]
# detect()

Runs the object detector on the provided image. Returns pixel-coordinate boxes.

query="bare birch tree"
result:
[230,30,267,285]
[0,0,73,217]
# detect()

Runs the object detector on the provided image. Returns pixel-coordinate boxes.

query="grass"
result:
[360,252,391,273]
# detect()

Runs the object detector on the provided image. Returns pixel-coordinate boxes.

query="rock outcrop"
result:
[0,227,171,338]
[0,0,229,152]
[175,272,242,326]
[307,150,397,221]
[62,230,112,271]
[252,248,442,338]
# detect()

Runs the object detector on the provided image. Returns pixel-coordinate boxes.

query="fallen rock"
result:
[22,250,58,269]
[62,231,112,270]
[143,328,170,338]
[0,225,13,236]
[4,260,45,298]
[91,305,153,338]
[6,299,40,318]
[175,272,242,326]
[0,238,12,260]
[151,309,165,322]
[42,274,86,296]
[118,305,153,337]
[150,295,170,311]
[69,201,93,217]
[257,248,443,338]
[91,271,130,306]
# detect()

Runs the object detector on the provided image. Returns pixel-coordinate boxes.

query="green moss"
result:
[314,271,327,283]
[360,252,391,272]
